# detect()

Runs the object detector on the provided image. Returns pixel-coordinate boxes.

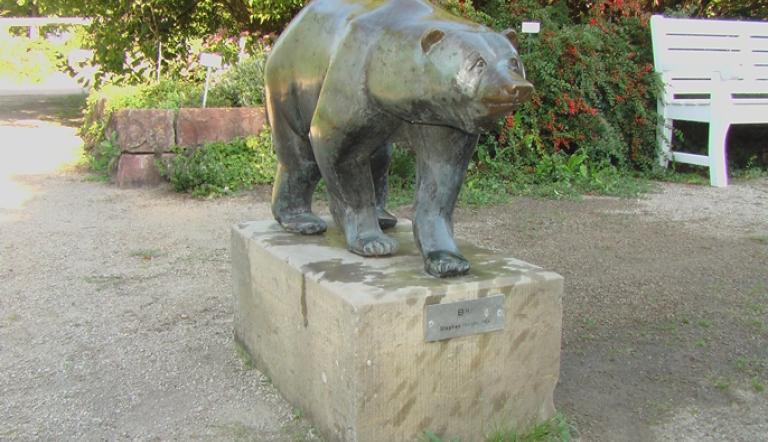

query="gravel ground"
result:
[1,95,766,441]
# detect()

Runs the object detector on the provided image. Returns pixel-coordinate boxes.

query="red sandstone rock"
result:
[115,153,174,188]
[176,107,266,147]
[112,109,176,154]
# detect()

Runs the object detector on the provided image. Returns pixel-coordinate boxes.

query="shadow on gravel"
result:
[0,94,87,127]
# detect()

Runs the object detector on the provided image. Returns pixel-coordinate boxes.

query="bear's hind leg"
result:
[312,137,398,257]
[270,113,326,235]
[371,143,397,230]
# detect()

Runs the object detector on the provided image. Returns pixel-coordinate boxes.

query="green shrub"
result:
[386,144,418,207]
[208,52,267,107]
[390,0,663,200]
[87,79,216,111]
[159,130,276,197]
[86,132,121,180]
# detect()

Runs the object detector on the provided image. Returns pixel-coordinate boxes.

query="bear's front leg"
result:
[310,124,399,257]
[408,125,478,277]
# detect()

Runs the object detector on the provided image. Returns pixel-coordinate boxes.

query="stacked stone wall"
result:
[110,107,266,188]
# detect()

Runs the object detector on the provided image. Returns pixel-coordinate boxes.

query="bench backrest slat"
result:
[651,15,768,80]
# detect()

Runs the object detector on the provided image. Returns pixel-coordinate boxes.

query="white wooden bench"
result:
[650,15,768,187]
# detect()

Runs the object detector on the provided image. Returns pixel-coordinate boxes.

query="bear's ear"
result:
[421,28,446,53]
[502,28,519,50]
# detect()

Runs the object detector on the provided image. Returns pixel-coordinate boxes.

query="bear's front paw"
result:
[278,213,327,235]
[425,251,470,278]
[350,234,399,257]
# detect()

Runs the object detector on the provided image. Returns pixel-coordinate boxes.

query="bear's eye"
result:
[471,58,487,71]
[510,58,521,72]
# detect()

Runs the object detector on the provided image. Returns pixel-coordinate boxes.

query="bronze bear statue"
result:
[264,0,533,277]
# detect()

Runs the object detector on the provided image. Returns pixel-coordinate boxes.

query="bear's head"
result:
[416,27,533,133]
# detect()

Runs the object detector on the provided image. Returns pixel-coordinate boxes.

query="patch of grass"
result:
[731,156,768,181]
[647,168,709,186]
[657,321,679,335]
[743,283,768,332]
[711,377,731,391]
[695,339,707,348]
[129,249,163,260]
[747,318,767,333]
[423,431,459,442]
[82,173,111,183]
[607,346,635,358]
[696,319,712,329]
[284,421,324,442]
[644,162,709,186]
[747,302,766,316]
[732,356,767,377]
[735,357,748,371]
[486,414,573,442]
[753,377,765,393]
[747,234,768,245]
[234,341,255,370]
[213,422,258,440]
[83,275,125,284]
[423,414,572,442]
[83,274,127,292]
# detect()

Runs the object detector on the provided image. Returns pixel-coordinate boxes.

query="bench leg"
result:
[708,120,729,187]
[657,99,673,168]
[657,118,673,167]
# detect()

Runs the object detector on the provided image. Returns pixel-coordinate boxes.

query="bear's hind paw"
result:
[278,213,327,235]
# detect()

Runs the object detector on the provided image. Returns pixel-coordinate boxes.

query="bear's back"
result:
[269,0,486,71]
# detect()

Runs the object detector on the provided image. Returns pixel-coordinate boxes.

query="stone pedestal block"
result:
[115,153,172,188]
[111,109,176,154]
[176,107,266,147]
[231,220,563,442]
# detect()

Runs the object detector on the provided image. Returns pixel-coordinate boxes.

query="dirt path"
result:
[1,95,766,441]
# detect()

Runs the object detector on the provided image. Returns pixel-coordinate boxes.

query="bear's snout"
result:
[501,82,533,104]
[482,78,534,114]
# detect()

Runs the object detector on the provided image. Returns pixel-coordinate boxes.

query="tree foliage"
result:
[4,0,763,82]
[0,0,80,17]
[2,0,302,82]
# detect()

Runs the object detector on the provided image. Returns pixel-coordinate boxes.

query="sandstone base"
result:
[231,220,563,442]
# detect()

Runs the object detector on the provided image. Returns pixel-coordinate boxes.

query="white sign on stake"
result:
[200,52,223,108]
[200,52,222,69]
[521,21,541,34]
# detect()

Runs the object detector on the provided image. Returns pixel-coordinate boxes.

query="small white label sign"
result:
[522,21,541,34]
[200,52,222,69]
